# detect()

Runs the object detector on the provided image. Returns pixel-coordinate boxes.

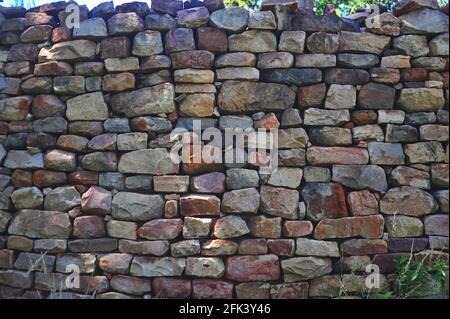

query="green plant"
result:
[225,0,262,10]
[394,254,449,299]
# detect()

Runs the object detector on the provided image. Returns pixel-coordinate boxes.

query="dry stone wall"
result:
[0,0,449,299]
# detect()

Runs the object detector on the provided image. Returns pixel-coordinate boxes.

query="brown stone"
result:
[73,216,105,239]
[197,27,228,53]
[225,255,280,282]
[180,195,221,217]
[192,279,233,299]
[314,215,385,240]
[283,221,314,237]
[267,239,295,256]
[80,186,112,215]
[171,50,214,70]
[341,239,388,256]
[306,147,369,165]
[138,219,183,240]
[33,170,67,188]
[347,190,379,216]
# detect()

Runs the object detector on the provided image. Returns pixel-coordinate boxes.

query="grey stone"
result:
[210,7,249,33]
[332,165,388,192]
[118,149,179,175]
[295,239,340,257]
[44,186,81,211]
[112,192,164,221]
[130,257,185,277]
[222,188,260,214]
[399,8,449,34]
[3,151,44,169]
[8,210,72,239]
[73,18,108,40]
[368,142,405,165]
[281,257,332,282]
[11,187,43,209]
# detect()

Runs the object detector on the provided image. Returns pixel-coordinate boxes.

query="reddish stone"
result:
[138,219,183,240]
[51,27,72,43]
[152,278,191,298]
[401,68,428,82]
[31,95,65,119]
[301,183,349,221]
[235,282,270,299]
[254,113,280,129]
[165,200,178,218]
[314,215,385,240]
[32,170,67,187]
[68,171,99,186]
[371,67,400,84]
[191,172,225,194]
[80,186,112,215]
[373,253,409,273]
[197,27,228,53]
[306,147,369,165]
[271,282,309,299]
[25,12,56,26]
[34,61,73,76]
[170,50,215,69]
[298,83,327,108]
[179,195,221,217]
[56,135,89,153]
[351,110,378,125]
[100,37,130,59]
[282,221,313,237]
[347,190,379,216]
[73,215,106,239]
[267,239,295,256]
[341,239,388,256]
[192,279,233,299]
[0,96,32,121]
[11,170,33,187]
[225,255,280,282]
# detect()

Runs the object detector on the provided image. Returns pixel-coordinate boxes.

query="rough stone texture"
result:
[0,2,448,300]
[281,257,332,282]
[225,255,280,282]
[218,81,295,113]
[112,193,164,221]
[301,183,348,222]
[380,186,438,217]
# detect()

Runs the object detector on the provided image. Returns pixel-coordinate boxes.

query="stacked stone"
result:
[0,0,449,299]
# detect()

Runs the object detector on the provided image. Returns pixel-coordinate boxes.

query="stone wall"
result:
[0,0,448,299]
